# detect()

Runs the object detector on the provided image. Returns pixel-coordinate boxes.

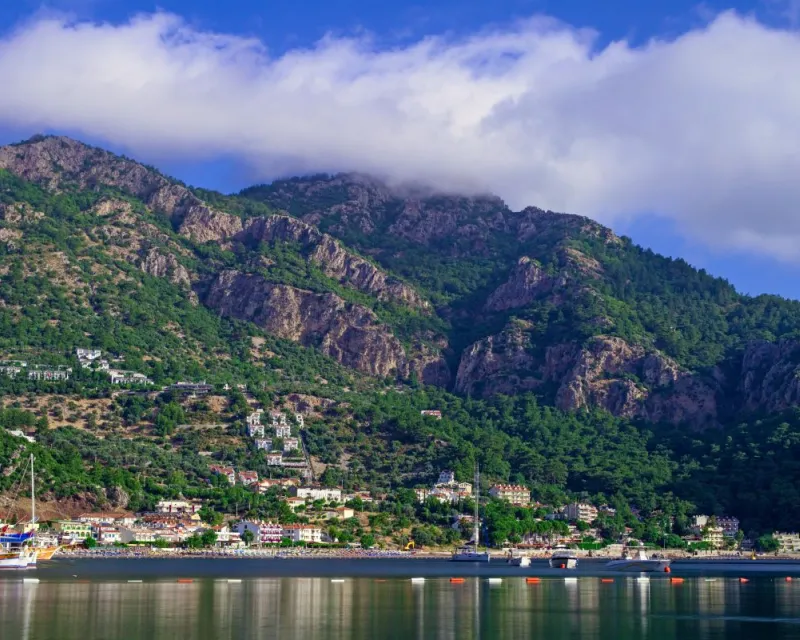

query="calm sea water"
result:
[1,559,800,639]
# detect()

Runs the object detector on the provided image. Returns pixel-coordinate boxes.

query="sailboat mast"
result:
[30,454,35,526]
[474,464,479,551]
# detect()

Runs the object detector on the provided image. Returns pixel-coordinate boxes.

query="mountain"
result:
[242,174,800,428]
[3,135,800,534]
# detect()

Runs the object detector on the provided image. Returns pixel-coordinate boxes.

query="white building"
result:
[283,437,300,452]
[275,425,292,438]
[773,532,800,552]
[295,414,305,428]
[282,524,323,544]
[108,370,152,385]
[437,470,455,485]
[489,484,531,506]
[28,366,71,381]
[236,521,283,545]
[255,439,272,451]
[291,486,343,502]
[266,453,283,466]
[564,503,599,523]
[717,516,740,537]
[238,471,258,486]
[118,527,159,543]
[156,500,201,515]
[95,527,121,544]
[78,512,136,527]
[248,423,266,438]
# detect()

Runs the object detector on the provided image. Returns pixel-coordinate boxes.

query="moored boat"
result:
[0,548,36,570]
[507,550,531,567]
[451,466,490,563]
[549,546,578,569]
[605,546,671,572]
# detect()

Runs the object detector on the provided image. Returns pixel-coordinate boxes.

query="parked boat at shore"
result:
[451,466,490,563]
[549,546,579,569]
[605,546,671,572]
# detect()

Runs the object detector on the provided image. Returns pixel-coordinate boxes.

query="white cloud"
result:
[1,11,800,259]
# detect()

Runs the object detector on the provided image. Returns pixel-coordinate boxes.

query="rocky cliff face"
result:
[0,136,241,241]
[456,331,719,427]
[206,270,449,384]
[738,340,800,413]
[243,215,428,309]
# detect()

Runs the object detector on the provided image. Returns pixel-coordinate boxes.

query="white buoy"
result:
[637,576,650,583]
[488,578,502,584]
[564,577,578,584]
[331,579,345,583]
[23,578,39,584]
[127,580,142,583]
[411,577,425,584]
[227,579,242,583]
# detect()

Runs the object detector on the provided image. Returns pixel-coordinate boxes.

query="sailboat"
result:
[27,455,59,563]
[451,466,490,563]
[0,455,38,569]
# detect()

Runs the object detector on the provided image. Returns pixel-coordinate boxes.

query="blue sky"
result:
[1,0,799,298]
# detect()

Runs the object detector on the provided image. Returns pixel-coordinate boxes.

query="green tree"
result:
[241,528,255,546]
[200,530,218,547]
[83,536,97,549]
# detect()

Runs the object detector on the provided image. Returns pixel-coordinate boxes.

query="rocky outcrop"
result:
[485,258,554,312]
[0,136,240,241]
[738,340,800,413]
[139,248,191,287]
[205,271,448,384]
[454,321,539,396]
[243,215,428,309]
[456,331,719,426]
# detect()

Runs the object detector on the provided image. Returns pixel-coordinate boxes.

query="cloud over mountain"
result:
[1,11,799,259]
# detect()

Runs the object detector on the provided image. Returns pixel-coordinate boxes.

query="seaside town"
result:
[0,347,798,560]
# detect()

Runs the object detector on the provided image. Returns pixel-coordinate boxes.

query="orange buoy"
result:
[526,577,541,584]
[560,563,566,569]
[601,579,614,583]
[177,579,193,584]
[670,578,684,584]
[739,578,749,584]
[450,578,465,584]
[786,577,793,582]
[664,566,671,573]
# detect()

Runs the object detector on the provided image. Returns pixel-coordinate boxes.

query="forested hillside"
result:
[1,135,800,534]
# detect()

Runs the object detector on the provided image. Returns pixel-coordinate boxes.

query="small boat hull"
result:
[605,559,671,572]
[0,550,36,569]
[452,552,491,563]
[34,546,60,561]
[509,556,531,567]
[549,557,578,569]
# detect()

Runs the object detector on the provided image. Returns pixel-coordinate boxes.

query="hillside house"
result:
[421,410,442,419]
[238,470,258,486]
[283,437,300,452]
[295,413,305,428]
[28,365,72,381]
[248,423,266,438]
[275,425,292,439]
[108,370,152,385]
[168,381,213,396]
[209,465,236,484]
[155,500,201,515]
[255,439,272,451]
[78,512,136,527]
[266,453,283,466]
[291,486,342,502]
[0,360,26,378]
[489,484,531,506]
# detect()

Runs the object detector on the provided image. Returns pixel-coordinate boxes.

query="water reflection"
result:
[1,577,800,640]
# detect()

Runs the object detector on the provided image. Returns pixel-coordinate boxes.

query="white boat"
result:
[605,546,671,572]
[452,547,491,563]
[0,548,36,569]
[451,466,490,563]
[507,552,531,567]
[549,547,578,569]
